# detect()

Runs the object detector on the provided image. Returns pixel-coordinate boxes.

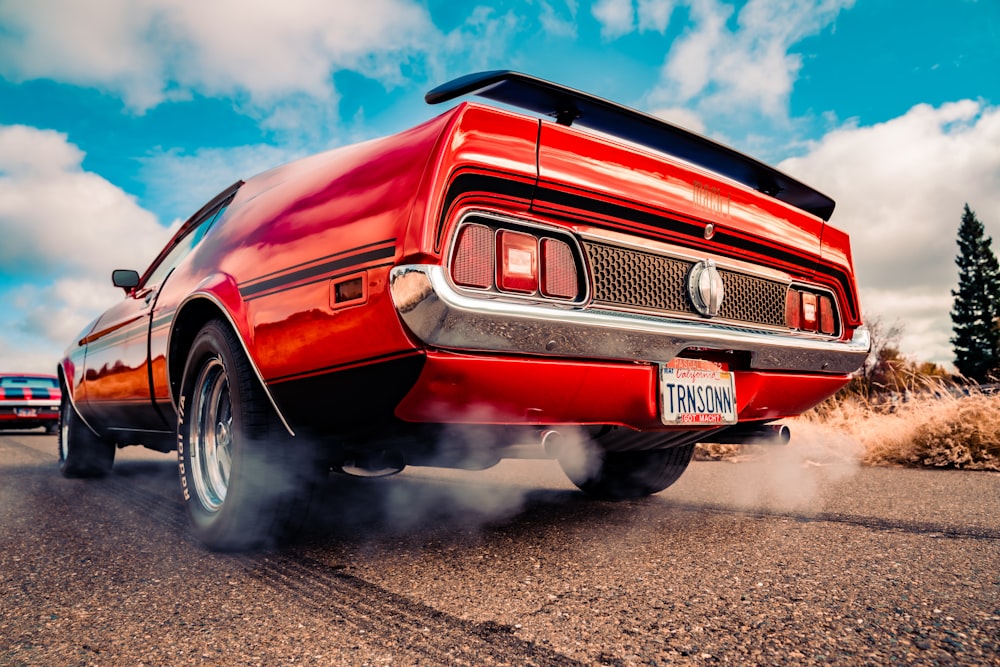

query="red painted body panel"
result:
[405,104,540,256]
[537,121,822,272]
[818,224,862,323]
[534,121,860,329]
[61,90,865,452]
[394,352,848,427]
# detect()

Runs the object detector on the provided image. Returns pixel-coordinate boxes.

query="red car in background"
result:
[0,374,60,433]
[58,71,869,550]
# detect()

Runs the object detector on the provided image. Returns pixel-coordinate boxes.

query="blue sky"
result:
[1,0,998,372]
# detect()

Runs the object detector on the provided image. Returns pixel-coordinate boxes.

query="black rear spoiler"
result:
[426,71,835,221]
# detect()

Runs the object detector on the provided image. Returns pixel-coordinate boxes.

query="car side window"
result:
[140,199,230,289]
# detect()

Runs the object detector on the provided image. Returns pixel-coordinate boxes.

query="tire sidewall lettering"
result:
[177,384,191,502]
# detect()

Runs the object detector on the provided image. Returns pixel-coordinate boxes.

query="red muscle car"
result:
[58,71,869,550]
[0,373,60,433]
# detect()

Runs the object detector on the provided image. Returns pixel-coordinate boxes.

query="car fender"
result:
[167,272,295,436]
[56,361,102,438]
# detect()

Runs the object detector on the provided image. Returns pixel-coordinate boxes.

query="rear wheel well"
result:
[168,298,231,406]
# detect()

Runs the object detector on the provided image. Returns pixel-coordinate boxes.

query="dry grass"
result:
[697,388,1000,471]
[803,390,1000,471]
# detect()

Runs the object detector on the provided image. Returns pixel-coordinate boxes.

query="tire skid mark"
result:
[240,554,583,667]
[63,459,582,666]
[670,502,1000,541]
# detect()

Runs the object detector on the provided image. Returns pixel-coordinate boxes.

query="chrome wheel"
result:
[178,319,324,551]
[190,357,233,513]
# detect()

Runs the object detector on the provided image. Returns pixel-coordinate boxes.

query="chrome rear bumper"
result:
[389,265,870,374]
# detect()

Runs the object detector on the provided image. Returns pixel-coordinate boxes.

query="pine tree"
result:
[950,203,1000,382]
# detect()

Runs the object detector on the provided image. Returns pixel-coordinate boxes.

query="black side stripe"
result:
[239,245,396,299]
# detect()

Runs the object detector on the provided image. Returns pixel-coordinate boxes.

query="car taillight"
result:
[453,224,494,289]
[449,221,584,302]
[819,295,836,335]
[785,289,801,329]
[786,287,838,335]
[801,292,818,330]
[540,238,579,299]
[497,230,538,293]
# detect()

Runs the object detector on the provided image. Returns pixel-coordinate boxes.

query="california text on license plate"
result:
[660,359,737,425]
[15,408,38,417]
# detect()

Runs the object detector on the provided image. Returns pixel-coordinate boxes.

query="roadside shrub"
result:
[802,389,1000,471]
[696,388,1000,471]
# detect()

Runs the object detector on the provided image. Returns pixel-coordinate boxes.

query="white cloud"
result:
[592,0,636,39]
[636,0,676,32]
[138,144,306,225]
[539,0,579,37]
[0,0,165,109]
[592,0,675,37]
[437,7,522,77]
[0,0,436,113]
[0,126,169,278]
[779,100,1000,366]
[648,0,854,130]
[0,125,171,373]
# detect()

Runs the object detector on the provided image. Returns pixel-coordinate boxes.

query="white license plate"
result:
[15,408,38,418]
[660,360,737,425]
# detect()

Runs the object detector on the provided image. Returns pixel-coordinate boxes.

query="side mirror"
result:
[111,269,140,292]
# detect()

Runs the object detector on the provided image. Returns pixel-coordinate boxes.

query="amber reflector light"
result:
[540,238,578,299]
[452,224,494,289]
[497,230,538,293]
[334,277,364,303]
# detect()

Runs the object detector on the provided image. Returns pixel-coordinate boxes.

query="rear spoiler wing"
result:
[426,70,835,221]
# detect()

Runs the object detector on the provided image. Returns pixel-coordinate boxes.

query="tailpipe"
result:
[541,429,563,457]
[336,449,406,477]
[707,423,790,446]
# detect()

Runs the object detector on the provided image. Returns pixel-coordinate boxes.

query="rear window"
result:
[0,376,58,390]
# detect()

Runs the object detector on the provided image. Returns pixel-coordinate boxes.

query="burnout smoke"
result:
[719,421,863,514]
[304,404,601,540]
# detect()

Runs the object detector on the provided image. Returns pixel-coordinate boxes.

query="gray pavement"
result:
[1,431,998,665]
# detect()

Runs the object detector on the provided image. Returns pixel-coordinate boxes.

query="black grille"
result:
[583,241,787,328]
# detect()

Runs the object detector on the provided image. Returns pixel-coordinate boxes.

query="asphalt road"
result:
[1,430,998,666]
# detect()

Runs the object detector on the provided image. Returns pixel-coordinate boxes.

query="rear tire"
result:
[58,391,115,478]
[560,443,695,500]
[177,319,324,551]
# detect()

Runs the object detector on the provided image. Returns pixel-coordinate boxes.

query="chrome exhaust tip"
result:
[541,429,563,457]
[706,423,790,446]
